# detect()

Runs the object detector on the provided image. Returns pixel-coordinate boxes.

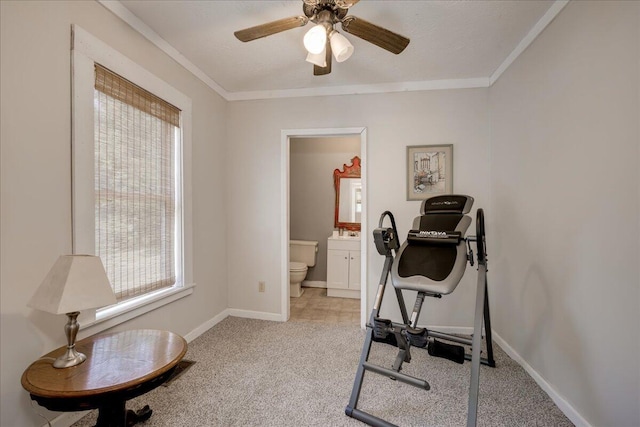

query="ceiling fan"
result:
[234,0,410,76]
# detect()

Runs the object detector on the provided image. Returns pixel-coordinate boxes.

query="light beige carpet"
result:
[72,316,573,426]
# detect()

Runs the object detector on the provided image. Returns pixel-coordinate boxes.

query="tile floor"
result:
[289,287,361,326]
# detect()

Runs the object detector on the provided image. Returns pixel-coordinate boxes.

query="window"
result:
[94,65,181,300]
[72,25,193,328]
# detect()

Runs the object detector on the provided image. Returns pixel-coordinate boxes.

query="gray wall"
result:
[489,2,639,426]
[290,137,360,282]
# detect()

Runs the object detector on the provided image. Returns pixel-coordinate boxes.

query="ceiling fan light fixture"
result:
[303,24,327,54]
[234,0,410,76]
[305,48,327,67]
[329,30,354,63]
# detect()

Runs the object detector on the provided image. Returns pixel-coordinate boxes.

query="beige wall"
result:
[489,1,639,426]
[290,136,360,282]
[2,1,638,426]
[0,2,228,426]
[227,90,491,322]
[226,3,639,426]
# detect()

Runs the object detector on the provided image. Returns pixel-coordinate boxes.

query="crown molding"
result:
[98,0,569,101]
[226,77,491,101]
[97,0,231,99]
[490,0,570,85]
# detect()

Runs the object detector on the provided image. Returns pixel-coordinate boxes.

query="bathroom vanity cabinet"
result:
[327,236,360,299]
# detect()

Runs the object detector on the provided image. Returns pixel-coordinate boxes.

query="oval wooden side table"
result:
[22,329,187,427]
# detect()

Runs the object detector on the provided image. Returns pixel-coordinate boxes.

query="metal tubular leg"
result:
[483,278,496,367]
[409,292,426,328]
[363,362,430,390]
[429,330,473,346]
[347,255,392,417]
[467,264,487,427]
[347,408,398,427]
[394,287,410,325]
[347,326,375,412]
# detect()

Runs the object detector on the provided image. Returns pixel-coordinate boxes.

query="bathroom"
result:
[289,135,361,324]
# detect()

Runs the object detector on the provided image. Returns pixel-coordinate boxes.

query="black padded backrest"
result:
[397,213,466,281]
[417,213,465,231]
[396,195,473,284]
[421,194,474,215]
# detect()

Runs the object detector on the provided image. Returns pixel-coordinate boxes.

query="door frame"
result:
[281,127,368,327]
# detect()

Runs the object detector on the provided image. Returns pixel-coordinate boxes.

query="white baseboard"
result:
[302,280,326,288]
[491,331,591,427]
[227,308,283,322]
[183,309,230,342]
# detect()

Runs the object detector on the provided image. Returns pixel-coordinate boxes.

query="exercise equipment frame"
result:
[345,207,494,427]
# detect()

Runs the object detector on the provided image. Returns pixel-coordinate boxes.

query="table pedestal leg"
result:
[95,401,126,427]
[95,402,152,427]
[126,405,153,426]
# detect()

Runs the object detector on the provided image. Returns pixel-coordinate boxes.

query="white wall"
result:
[227,90,490,323]
[0,2,228,426]
[489,2,639,426]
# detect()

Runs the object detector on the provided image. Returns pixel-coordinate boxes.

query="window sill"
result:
[79,283,195,338]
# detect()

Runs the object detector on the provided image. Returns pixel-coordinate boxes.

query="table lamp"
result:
[28,255,117,368]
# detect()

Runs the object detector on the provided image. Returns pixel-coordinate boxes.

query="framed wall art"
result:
[406,144,453,201]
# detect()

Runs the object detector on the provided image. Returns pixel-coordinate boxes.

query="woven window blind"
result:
[94,64,180,300]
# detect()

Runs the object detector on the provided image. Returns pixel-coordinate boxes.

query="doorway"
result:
[281,128,367,327]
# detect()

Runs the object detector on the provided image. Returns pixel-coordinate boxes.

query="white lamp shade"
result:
[303,24,327,55]
[330,31,354,63]
[28,255,116,314]
[306,48,327,67]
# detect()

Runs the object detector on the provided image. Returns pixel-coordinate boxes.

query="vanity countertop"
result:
[328,233,360,251]
[329,231,360,241]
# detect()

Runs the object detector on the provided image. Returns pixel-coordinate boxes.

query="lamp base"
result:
[53,347,87,368]
[53,311,86,369]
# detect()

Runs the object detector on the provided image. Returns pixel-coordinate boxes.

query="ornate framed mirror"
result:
[334,156,362,231]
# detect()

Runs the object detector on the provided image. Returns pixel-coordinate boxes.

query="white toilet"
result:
[289,240,319,298]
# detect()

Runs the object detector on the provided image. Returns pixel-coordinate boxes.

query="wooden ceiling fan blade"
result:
[341,16,410,54]
[234,16,308,42]
[335,0,360,8]
[314,42,332,76]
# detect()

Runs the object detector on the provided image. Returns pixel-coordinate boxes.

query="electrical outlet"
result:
[258,281,265,292]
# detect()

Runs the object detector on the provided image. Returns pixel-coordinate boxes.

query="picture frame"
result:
[406,144,453,201]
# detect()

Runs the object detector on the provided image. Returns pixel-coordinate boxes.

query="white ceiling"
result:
[112,0,561,99]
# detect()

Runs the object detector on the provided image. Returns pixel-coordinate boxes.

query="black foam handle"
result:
[407,230,462,245]
[428,339,465,364]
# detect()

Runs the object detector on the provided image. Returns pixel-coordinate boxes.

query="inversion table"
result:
[345,194,495,427]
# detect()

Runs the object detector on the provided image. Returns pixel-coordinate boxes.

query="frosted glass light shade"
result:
[306,48,327,67]
[330,31,354,63]
[28,255,116,314]
[303,24,327,54]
